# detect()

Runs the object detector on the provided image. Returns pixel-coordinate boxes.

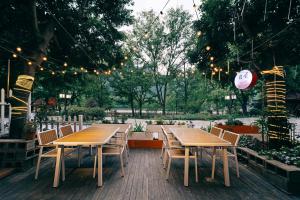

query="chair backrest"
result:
[210,126,223,137]
[37,129,58,145]
[222,131,240,146]
[60,125,73,137]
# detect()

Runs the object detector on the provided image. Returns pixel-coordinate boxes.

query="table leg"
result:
[97,145,103,187]
[184,146,190,186]
[61,147,65,181]
[53,146,62,187]
[222,147,230,187]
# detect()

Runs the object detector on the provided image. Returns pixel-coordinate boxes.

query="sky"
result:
[131,0,198,19]
[120,0,199,31]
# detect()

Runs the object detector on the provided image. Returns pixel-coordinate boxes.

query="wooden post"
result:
[68,116,71,124]
[73,116,77,132]
[1,88,5,135]
[78,115,83,130]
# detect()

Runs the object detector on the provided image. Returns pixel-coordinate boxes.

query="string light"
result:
[63,62,68,67]
[62,70,66,74]
[42,56,47,61]
[93,69,97,73]
[40,67,44,71]
[96,71,100,75]
[74,72,77,75]
[196,31,202,37]
[210,56,214,61]
[12,53,17,58]
[80,67,84,71]
[121,62,124,66]
[124,56,128,60]
[16,47,22,52]
[206,46,211,51]
[210,63,214,67]
[213,67,218,72]
[51,71,55,75]
[28,61,32,66]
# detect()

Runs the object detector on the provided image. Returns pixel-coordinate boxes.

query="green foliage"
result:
[259,146,300,167]
[133,121,144,132]
[225,118,243,125]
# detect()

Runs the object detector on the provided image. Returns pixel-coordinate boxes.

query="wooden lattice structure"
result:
[261,66,290,148]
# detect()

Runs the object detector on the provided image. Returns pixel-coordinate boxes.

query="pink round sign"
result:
[234,70,257,90]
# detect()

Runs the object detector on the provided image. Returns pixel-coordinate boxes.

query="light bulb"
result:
[16,47,22,52]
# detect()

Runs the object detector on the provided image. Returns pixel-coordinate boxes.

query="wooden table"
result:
[170,128,232,187]
[52,126,119,187]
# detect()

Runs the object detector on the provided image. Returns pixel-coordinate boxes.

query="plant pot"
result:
[23,122,37,140]
[129,132,153,140]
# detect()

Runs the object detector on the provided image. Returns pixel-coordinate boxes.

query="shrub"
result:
[68,106,105,120]
[133,121,144,132]
[225,118,243,125]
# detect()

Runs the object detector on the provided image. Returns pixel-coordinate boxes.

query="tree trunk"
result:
[129,95,135,117]
[139,101,142,117]
[9,0,54,139]
[240,91,248,115]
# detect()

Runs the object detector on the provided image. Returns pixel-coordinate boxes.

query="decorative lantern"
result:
[234,70,258,90]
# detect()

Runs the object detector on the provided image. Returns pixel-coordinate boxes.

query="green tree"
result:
[127,8,194,114]
[0,0,133,138]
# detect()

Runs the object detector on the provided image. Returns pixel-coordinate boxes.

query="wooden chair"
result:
[210,126,223,137]
[59,125,83,167]
[161,125,183,168]
[35,129,76,180]
[165,147,198,183]
[211,130,240,179]
[93,132,126,178]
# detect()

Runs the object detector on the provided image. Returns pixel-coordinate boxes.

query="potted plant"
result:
[24,121,37,140]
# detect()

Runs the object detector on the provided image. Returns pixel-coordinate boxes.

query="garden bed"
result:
[128,132,163,149]
[237,147,300,194]
[216,124,259,134]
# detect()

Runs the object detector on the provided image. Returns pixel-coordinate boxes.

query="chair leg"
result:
[163,150,168,169]
[89,145,93,156]
[34,148,43,180]
[166,158,172,180]
[234,148,240,178]
[211,147,216,180]
[93,154,97,178]
[160,143,165,158]
[61,153,65,181]
[195,152,198,183]
[126,142,130,157]
[78,146,81,167]
[120,153,125,177]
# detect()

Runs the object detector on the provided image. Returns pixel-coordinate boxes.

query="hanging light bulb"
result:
[144,32,149,38]
[93,69,97,73]
[121,62,124,66]
[206,46,211,51]
[124,56,128,60]
[12,53,17,58]
[63,62,68,67]
[52,71,55,75]
[219,68,223,72]
[42,56,47,61]
[96,71,100,75]
[210,56,214,61]
[210,63,214,67]
[113,67,116,71]
[40,67,44,71]
[193,3,197,9]
[28,61,32,66]
[74,72,77,75]
[62,70,66,74]
[196,31,202,37]
[80,67,84,71]
[214,67,218,72]
[212,71,216,75]
[85,69,88,73]
[202,72,205,75]
[16,47,22,52]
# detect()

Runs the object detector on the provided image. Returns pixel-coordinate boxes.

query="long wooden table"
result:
[170,128,232,187]
[52,126,119,187]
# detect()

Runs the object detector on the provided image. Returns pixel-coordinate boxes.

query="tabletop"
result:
[170,127,231,147]
[53,126,119,146]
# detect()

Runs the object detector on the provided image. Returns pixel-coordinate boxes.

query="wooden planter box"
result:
[216,125,259,134]
[128,132,163,149]
[237,147,300,194]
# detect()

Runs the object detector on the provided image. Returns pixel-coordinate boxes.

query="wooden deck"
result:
[0,149,299,200]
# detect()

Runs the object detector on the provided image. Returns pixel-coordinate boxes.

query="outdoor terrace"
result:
[0,149,298,200]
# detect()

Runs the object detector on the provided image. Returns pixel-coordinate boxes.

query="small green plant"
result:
[133,121,144,132]
[145,120,153,125]
[225,118,243,125]
[156,119,164,125]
